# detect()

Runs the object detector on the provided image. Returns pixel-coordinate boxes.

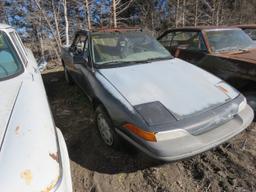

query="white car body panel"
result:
[0,77,22,143]
[0,24,72,191]
[100,58,239,117]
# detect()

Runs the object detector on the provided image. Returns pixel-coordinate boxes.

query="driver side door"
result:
[68,33,88,85]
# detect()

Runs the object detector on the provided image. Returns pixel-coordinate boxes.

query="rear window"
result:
[0,31,24,80]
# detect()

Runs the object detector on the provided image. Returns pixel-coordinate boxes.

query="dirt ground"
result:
[43,65,256,192]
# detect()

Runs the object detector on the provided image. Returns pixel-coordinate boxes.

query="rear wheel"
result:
[95,105,120,148]
[64,65,74,85]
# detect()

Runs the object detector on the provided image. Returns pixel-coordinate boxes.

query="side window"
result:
[0,31,24,80]
[244,29,256,40]
[159,32,174,47]
[9,32,28,65]
[171,31,206,51]
[84,38,89,55]
[72,34,87,55]
[199,33,207,51]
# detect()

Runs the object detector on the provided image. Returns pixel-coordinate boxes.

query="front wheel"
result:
[95,105,121,148]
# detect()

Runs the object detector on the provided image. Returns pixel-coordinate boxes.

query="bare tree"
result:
[34,0,62,52]
[85,0,92,29]
[63,0,69,45]
[112,0,133,28]
[194,0,199,26]
[0,1,6,23]
[182,0,186,26]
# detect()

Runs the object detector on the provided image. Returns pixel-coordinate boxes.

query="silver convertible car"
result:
[0,24,72,191]
[61,29,254,161]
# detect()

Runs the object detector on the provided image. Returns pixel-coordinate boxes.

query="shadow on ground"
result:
[43,70,163,175]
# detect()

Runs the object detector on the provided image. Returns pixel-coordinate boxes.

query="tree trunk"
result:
[194,0,198,26]
[182,0,186,27]
[52,0,62,46]
[113,0,117,28]
[175,0,180,27]
[85,0,91,30]
[63,0,69,45]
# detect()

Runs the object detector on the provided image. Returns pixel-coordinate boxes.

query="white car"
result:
[0,24,72,191]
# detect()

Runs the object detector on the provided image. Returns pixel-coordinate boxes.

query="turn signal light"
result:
[123,123,157,142]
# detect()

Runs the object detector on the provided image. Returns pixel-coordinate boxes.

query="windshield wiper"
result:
[98,60,143,66]
[140,56,173,63]
[216,46,239,52]
[216,46,250,53]
[97,56,172,67]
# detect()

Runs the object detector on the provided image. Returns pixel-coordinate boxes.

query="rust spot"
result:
[49,152,59,163]
[15,126,20,135]
[20,169,32,185]
[217,85,229,94]
[41,176,59,192]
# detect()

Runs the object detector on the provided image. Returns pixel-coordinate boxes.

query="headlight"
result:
[238,97,247,113]
[122,123,189,142]
[155,129,189,141]
[134,101,177,126]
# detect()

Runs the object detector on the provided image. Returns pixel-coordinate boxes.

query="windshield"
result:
[0,31,23,80]
[91,31,172,65]
[205,29,255,52]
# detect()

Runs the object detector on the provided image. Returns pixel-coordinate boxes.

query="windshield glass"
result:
[92,31,172,65]
[205,29,255,52]
[0,31,23,80]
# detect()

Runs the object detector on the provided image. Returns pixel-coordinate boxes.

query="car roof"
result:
[165,26,241,32]
[76,28,143,35]
[0,23,12,30]
[91,27,142,33]
[235,24,256,29]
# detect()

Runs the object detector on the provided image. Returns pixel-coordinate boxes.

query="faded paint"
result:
[100,59,238,117]
[213,48,256,65]
[20,169,32,185]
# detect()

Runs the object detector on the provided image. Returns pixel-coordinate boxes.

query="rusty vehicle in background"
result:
[158,26,256,114]
[236,24,256,41]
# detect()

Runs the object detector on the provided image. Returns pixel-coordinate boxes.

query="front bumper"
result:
[117,104,254,161]
[53,128,73,191]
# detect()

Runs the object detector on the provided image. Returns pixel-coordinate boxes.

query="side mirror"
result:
[38,57,48,72]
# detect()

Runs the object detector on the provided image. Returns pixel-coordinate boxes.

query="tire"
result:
[244,92,256,121]
[95,105,120,148]
[64,65,74,85]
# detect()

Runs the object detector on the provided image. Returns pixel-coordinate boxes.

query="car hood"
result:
[0,73,60,192]
[99,58,239,118]
[214,48,256,64]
